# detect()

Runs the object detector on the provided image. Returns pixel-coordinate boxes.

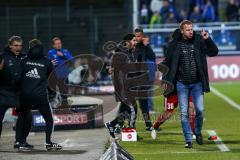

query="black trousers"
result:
[15,108,32,143]
[138,98,152,128]
[110,102,137,128]
[16,103,54,144]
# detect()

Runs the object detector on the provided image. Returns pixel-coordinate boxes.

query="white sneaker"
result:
[192,134,196,140]
[151,129,157,140]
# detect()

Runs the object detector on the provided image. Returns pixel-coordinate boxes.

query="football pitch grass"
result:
[119,81,240,160]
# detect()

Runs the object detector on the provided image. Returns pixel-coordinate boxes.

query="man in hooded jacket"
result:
[16,41,62,151]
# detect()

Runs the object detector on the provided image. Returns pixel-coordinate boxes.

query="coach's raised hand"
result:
[201,30,209,39]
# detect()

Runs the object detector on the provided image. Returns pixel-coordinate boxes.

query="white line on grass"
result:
[134,130,230,153]
[211,86,240,110]
[207,130,230,152]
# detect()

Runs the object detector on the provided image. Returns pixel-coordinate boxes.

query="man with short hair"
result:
[163,20,218,148]
[17,39,62,151]
[48,37,73,67]
[14,39,42,150]
[29,38,42,48]
[0,36,24,140]
[105,33,138,139]
[134,28,156,131]
[48,37,73,106]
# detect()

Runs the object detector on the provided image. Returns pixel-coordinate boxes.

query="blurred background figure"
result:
[179,9,188,22]
[48,37,73,106]
[188,0,205,18]
[149,12,161,28]
[140,3,150,24]
[189,6,203,22]
[166,12,177,23]
[160,0,177,24]
[149,0,163,28]
[150,0,162,13]
[202,0,216,22]
[226,0,239,21]
[48,37,73,68]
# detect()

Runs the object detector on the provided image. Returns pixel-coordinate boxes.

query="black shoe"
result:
[114,126,121,134]
[19,143,34,151]
[196,134,203,145]
[13,142,20,149]
[46,142,62,151]
[185,142,193,148]
[24,142,34,149]
[105,122,116,139]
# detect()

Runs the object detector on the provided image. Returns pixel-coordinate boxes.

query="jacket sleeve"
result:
[47,60,54,77]
[202,37,219,57]
[63,50,73,60]
[162,42,174,67]
[160,41,175,82]
[145,45,156,61]
[46,60,57,100]
[48,50,54,60]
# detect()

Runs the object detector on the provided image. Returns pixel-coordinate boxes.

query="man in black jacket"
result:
[134,28,156,131]
[16,41,62,151]
[0,36,25,139]
[163,20,218,148]
[105,33,138,139]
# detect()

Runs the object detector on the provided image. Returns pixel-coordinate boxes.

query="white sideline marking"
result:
[59,138,89,148]
[211,86,240,110]
[59,138,72,147]
[207,130,230,152]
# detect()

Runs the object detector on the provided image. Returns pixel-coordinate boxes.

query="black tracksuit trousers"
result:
[16,103,54,144]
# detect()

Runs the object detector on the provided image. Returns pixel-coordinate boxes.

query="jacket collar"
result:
[172,29,197,42]
[4,47,23,58]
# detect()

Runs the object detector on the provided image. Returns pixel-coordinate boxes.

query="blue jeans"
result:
[176,81,204,143]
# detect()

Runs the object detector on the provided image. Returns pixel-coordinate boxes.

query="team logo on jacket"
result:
[26,68,40,79]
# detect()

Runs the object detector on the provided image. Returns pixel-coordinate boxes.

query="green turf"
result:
[118,82,240,160]
[211,81,240,104]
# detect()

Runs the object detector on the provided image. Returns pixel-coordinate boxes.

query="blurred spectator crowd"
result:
[139,0,240,27]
